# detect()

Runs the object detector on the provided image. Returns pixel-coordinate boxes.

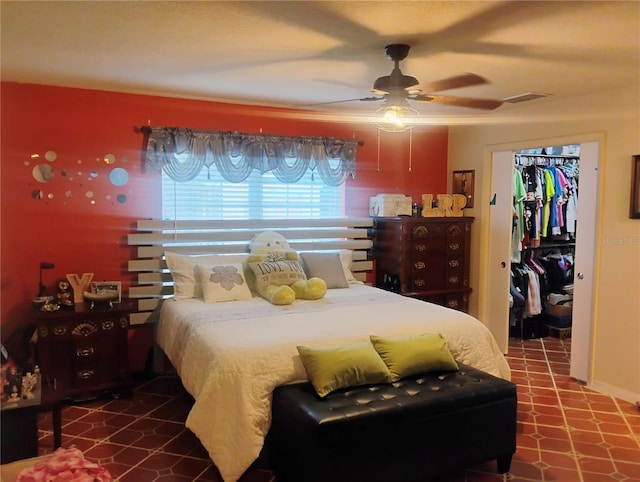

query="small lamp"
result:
[38,262,55,297]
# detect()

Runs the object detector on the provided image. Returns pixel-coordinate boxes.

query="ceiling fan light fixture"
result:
[374,104,420,133]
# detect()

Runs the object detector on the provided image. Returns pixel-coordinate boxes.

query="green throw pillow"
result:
[370,333,459,382]
[297,342,392,398]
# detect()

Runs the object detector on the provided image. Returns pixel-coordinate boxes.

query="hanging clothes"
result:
[560,160,579,235]
[514,153,580,249]
[512,168,526,263]
[554,167,570,235]
[541,168,556,237]
[511,150,579,338]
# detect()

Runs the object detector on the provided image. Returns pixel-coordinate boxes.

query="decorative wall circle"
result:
[32,163,54,183]
[109,167,129,186]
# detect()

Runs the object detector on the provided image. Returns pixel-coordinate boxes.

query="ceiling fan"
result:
[317,44,503,111]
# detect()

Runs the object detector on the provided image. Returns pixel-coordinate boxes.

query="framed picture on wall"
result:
[452,170,475,208]
[631,155,640,219]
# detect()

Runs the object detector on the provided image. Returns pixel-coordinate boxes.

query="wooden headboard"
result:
[127,218,374,325]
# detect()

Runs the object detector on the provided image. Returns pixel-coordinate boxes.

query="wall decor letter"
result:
[451,194,467,216]
[421,194,443,217]
[66,273,94,303]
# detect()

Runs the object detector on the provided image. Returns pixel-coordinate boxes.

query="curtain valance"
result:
[142,126,359,186]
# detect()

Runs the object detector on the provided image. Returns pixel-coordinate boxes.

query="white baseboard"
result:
[589,380,640,407]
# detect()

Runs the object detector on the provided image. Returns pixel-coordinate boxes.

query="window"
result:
[162,166,345,220]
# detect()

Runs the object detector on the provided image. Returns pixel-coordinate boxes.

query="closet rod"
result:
[514,154,579,160]
[523,242,576,250]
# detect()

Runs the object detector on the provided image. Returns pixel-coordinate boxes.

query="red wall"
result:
[0,82,448,371]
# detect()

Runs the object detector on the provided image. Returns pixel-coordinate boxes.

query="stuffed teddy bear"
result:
[247,231,327,305]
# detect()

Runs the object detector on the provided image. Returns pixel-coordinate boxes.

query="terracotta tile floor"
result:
[31,337,640,481]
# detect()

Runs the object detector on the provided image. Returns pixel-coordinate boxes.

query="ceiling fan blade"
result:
[240,2,380,55]
[413,73,488,94]
[303,96,383,107]
[413,94,503,110]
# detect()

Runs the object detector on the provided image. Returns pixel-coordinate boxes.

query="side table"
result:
[1,386,63,463]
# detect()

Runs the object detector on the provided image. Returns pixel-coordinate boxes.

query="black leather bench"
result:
[268,364,517,482]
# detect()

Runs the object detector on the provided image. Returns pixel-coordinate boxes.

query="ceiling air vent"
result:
[503,92,550,104]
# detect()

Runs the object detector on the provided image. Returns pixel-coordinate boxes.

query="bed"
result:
[128,218,510,482]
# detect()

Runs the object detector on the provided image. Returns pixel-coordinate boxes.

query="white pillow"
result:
[164,251,249,299]
[196,263,252,303]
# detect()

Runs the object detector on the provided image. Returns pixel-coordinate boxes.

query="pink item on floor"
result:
[16,447,111,482]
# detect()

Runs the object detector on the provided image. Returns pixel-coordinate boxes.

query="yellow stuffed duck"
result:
[247,231,327,305]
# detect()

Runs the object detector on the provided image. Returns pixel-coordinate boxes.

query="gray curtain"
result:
[143,127,358,186]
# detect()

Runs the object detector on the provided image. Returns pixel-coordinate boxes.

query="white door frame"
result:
[478,133,604,384]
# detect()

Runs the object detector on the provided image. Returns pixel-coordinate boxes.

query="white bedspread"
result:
[156,285,510,482]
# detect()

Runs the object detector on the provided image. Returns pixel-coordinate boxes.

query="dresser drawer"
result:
[446,223,466,240]
[420,292,470,312]
[409,223,446,239]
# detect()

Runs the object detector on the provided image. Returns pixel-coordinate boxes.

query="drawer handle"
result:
[414,261,425,270]
[447,300,460,309]
[101,320,115,331]
[119,317,129,329]
[448,243,460,251]
[415,244,426,252]
[414,279,425,287]
[76,347,94,357]
[53,326,67,336]
[448,276,459,285]
[77,369,95,380]
[447,225,461,235]
[72,322,97,337]
[412,226,428,237]
[449,259,460,268]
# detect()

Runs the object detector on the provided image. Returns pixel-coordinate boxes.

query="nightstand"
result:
[33,301,134,402]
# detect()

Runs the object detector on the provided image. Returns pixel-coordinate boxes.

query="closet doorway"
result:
[480,137,601,384]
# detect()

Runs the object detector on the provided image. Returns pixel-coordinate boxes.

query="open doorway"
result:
[479,138,601,385]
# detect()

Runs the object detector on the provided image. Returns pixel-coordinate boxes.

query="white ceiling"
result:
[1,1,639,122]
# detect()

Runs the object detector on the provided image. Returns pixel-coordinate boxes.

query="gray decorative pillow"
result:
[300,252,349,289]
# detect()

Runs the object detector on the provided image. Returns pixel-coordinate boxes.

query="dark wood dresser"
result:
[372,216,474,312]
[33,301,133,401]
